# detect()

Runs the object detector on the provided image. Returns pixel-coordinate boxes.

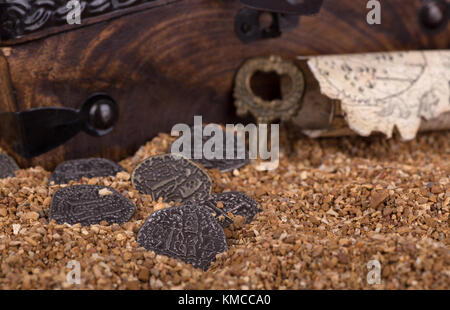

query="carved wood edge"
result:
[0,0,180,46]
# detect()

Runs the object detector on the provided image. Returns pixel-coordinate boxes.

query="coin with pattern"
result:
[49,185,135,226]
[49,158,125,185]
[188,192,260,228]
[132,154,211,203]
[214,192,260,224]
[137,204,227,271]
[171,124,250,172]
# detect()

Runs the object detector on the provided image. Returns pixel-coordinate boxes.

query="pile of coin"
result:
[131,154,260,270]
[38,150,259,271]
[1,146,259,271]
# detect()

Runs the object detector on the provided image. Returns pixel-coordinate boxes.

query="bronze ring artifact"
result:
[233,56,305,123]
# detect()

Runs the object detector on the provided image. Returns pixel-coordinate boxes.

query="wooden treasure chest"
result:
[0,0,449,169]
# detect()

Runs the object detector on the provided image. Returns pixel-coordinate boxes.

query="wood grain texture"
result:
[0,49,21,162]
[0,50,16,112]
[0,0,449,169]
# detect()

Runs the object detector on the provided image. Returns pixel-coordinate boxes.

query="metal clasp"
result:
[235,0,324,43]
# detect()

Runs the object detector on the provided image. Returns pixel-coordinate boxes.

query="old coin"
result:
[49,158,125,184]
[137,204,227,271]
[171,124,250,172]
[188,192,260,228]
[0,153,19,179]
[190,198,234,228]
[132,154,211,203]
[49,185,135,226]
[212,192,261,225]
[212,192,260,223]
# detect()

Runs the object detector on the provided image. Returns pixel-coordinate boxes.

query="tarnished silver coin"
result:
[49,185,135,226]
[192,199,234,228]
[0,153,19,179]
[189,192,260,228]
[49,158,125,185]
[171,125,249,172]
[211,192,261,225]
[132,154,211,203]
[137,204,227,271]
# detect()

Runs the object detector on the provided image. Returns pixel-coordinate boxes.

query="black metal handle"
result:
[419,0,449,32]
[0,93,118,158]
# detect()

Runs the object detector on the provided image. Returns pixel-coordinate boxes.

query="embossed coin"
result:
[190,198,234,228]
[209,192,261,227]
[0,153,19,179]
[49,158,125,184]
[49,185,135,226]
[189,192,260,228]
[213,192,261,223]
[193,125,249,172]
[137,204,227,271]
[132,154,212,203]
[171,124,250,172]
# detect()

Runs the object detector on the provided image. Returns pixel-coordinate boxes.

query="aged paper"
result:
[306,51,450,140]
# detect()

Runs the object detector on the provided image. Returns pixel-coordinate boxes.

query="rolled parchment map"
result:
[306,50,450,140]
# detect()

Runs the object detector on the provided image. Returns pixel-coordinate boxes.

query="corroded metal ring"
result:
[233,56,305,123]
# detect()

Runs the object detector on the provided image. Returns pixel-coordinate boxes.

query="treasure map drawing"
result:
[307,50,450,140]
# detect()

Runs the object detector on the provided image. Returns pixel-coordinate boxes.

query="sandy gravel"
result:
[0,129,448,289]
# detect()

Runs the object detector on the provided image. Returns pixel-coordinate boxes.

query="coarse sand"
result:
[0,129,448,289]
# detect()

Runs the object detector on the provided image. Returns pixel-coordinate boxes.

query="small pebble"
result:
[0,153,19,179]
